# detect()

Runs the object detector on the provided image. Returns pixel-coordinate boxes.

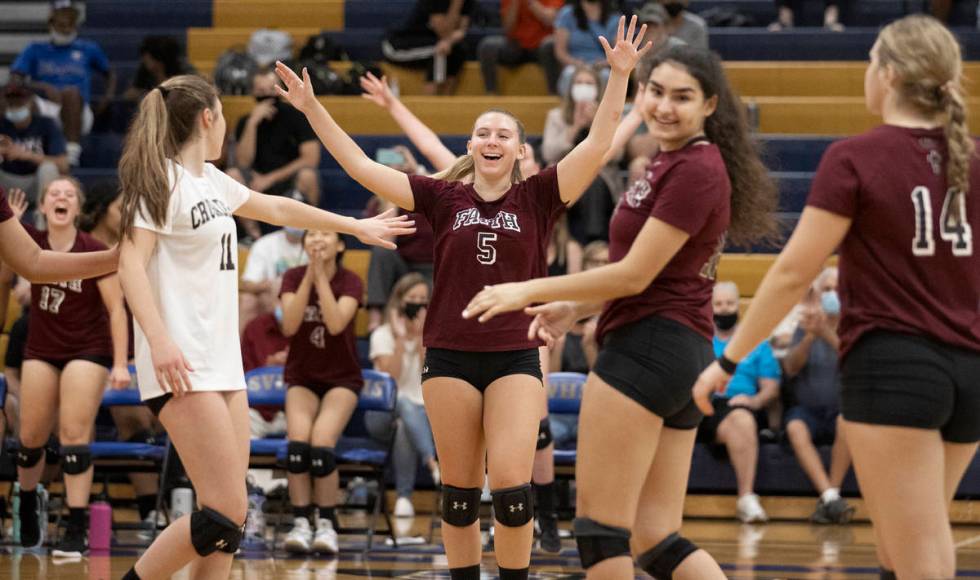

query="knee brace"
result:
[491,483,534,527]
[441,485,482,527]
[637,533,699,580]
[61,445,92,475]
[286,441,311,474]
[536,418,553,450]
[310,446,336,477]
[573,517,632,569]
[190,507,244,556]
[15,444,44,469]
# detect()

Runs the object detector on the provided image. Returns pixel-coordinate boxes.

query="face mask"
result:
[663,2,685,17]
[274,305,284,325]
[713,312,738,331]
[4,107,30,124]
[571,83,598,103]
[403,303,426,320]
[50,30,77,46]
[283,226,304,238]
[821,290,841,316]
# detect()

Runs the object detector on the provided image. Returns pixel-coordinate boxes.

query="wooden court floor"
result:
[2,517,980,579]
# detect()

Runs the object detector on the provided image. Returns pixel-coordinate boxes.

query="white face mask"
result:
[50,30,77,46]
[4,107,30,124]
[571,83,598,103]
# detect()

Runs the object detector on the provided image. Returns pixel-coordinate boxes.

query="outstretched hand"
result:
[355,208,415,250]
[525,301,578,347]
[462,283,532,323]
[360,72,396,110]
[7,188,27,221]
[600,15,653,75]
[274,61,318,113]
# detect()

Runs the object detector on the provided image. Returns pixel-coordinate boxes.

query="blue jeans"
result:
[366,398,436,498]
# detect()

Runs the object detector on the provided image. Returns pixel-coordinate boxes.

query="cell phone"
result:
[376,147,406,166]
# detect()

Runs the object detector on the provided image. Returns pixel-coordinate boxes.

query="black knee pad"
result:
[61,445,92,475]
[286,441,311,474]
[880,570,897,580]
[190,507,244,556]
[441,485,482,527]
[310,446,336,477]
[573,517,632,569]
[15,444,44,468]
[536,418,553,450]
[491,483,534,527]
[637,533,699,579]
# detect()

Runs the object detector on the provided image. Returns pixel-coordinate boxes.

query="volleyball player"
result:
[115,74,412,580]
[464,45,779,578]
[275,16,650,579]
[693,16,979,580]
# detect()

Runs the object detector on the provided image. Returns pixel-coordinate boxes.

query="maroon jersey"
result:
[807,125,980,356]
[24,226,112,360]
[398,209,435,264]
[0,188,12,223]
[597,141,731,342]
[409,165,565,351]
[242,312,290,372]
[280,265,364,388]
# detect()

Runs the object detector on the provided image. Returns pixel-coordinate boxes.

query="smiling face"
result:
[643,62,717,151]
[304,230,344,263]
[467,111,525,183]
[41,178,82,228]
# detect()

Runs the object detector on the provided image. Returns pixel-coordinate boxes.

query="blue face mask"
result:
[274,305,284,325]
[821,290,841,316]
[4,107,30,124]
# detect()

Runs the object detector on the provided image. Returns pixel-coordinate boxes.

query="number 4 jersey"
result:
[24,225,112,361]
[807,125,980,356]
[132,162,251,400]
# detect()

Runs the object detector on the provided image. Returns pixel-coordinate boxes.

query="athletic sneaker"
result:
[811,497,855,525]
[137,510,168,542]
[394,497,415,518]
[52,519,87,557]
[538,514,561,553]
[18,487,46,548]
[312,518,339,554]
[284,517,313,553]
[736,493,768,523]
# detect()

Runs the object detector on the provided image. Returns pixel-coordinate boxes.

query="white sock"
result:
[821,488,840,503]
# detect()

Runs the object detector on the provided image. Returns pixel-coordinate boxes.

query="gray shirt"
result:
[785,328,840,411]
[672,11,708,49]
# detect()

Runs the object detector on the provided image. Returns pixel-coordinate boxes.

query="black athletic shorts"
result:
[4,313,29,370]
[592,316,710,429]
[422,348,542,392]
[145,393,172,417]
[841,330,980,443]
[24,354,113,372]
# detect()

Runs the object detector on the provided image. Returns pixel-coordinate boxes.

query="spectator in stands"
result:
[382,0,476,95]
[0,82,68,207]
[782,268,854,524]
[241,302,289,438]
[124,35,195,102]
[549,240,607,375]
[239,226,308,332]
[552,0,621,96]
[635,3,687,78]
[369,273,439,518]
[229,69,321,240]
[768,0,845,31]
[656,0,708,48]
[10,0,115,166]
[699,281,780,523]
[547,215,582,277]
[478,0,566,95]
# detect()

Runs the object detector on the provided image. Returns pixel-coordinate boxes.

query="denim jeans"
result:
[366,398,436,498]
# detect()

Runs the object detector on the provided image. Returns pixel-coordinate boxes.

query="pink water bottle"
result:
[89,501,112,551]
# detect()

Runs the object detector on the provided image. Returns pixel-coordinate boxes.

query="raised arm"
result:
[602,82,648,165]
[275,62,416,210]
[360,72,458,172]
[557,16,651,205]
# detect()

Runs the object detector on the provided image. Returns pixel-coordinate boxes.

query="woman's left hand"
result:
[462,283,531,323]
[692,361,731,415]
[275,61,318,114]
[7,188,27,221]
[601,15,653,75]
[109,365,132,390]
[354,208,416,250]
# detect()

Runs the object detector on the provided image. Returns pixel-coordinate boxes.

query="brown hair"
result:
[645,46,779,247]
[878,15,973,225]
[118,75,219,237]
[562,65,604,126]
[432,109,527,184]
[386,272,430,314]
[549,214,572,267]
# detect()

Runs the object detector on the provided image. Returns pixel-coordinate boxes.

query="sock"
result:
[319,505,338,529]
[821,488,841,504]
[136,494,157,520]
[534,481,556,517]
[498,567,529,580]
[880,570,896,580]
[122,567,142,580]
[69,507,87,528]
[293,505,314,523]
[20,487,37,511]
[449,564,481,580]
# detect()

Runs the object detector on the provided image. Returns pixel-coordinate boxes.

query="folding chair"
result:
[546,372,587,470]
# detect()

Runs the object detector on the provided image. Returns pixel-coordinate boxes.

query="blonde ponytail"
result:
[943,84,974,225]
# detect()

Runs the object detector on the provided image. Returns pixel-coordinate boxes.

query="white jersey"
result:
[132,162,251,400]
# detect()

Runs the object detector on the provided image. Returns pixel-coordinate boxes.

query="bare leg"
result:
[58,360,108,508]
[715,409,759,498]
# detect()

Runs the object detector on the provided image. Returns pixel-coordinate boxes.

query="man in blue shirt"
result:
[0,83,68,206]
[698,281,781,523]
[10,0,115,165]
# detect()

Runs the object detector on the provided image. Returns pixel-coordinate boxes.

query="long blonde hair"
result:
[432,109,527,184]
[118,75,218,237]
[878,15,974,224]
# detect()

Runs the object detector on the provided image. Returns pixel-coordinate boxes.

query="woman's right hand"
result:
[524,301,578,348]
[274,61,319,114]
[360,72,396,110]
[149,335,194,396]
[7,188,27,221]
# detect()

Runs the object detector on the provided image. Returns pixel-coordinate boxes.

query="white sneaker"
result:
[430,464,440,486]
[136,510,168,541]
[736,493,768,523]
[312,518,338,554]
[394,497,415,518]
[66,142,82,167]
[284,518,313,553]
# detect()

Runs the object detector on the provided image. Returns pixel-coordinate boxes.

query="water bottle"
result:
[88,501,112,551]
[11,482,20,544]
[170,487,194,522]
[242,485,266,548]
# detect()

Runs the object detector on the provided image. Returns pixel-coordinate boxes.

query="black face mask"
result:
[403,303,427,320]
[713,312,738,331]
[663,2,685,17]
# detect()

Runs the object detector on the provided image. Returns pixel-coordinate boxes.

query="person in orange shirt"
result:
[477,0,566,94]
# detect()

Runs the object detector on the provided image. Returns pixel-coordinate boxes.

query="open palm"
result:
[274,61,318,113]
[600,15,652,75]
[359,72,395,109]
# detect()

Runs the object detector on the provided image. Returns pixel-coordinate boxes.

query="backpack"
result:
[297,60,346,95]
[338,61,384,95]
[298,31,347,65]
[248,29,294,67]
[213,49,258,96]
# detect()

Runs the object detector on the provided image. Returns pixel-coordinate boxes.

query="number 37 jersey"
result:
[807,125,980,356]
[132,162,251,400]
